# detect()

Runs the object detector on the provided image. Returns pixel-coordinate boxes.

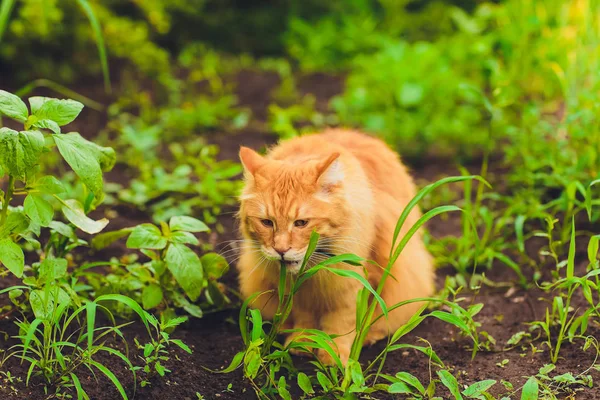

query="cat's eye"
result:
[294,219,308,228]
[261,219,274,228]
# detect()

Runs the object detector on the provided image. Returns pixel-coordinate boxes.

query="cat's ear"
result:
[316,152,343,186]
[239,147,266,177]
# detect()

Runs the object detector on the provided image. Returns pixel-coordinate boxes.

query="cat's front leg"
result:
[317,305,357,366]
[284,307,317,357]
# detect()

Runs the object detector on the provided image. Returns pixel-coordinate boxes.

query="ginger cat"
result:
[236,129,433,365]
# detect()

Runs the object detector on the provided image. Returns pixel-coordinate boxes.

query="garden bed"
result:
[0,70,598,400]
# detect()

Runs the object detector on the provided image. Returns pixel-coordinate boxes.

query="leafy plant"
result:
[92,215,230,318]
[0,90,114,281]
[133,314,192,387]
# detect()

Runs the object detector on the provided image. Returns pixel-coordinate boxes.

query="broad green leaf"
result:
[24,194,54,227]
[33,119,61,134]
[0,128,45,179]
[30,97,84,126]
[34,176,66,195]
[38,258,68,283]
[92,227,133,250]
[169,216,209,233]
[165,243,204,301]
[0,211,29,238]
[395,372,426,394]
[388,382,414,394]
[0,90,28,122]
[0,238,24,277]
[317,372,333,392]
[437,370,463,400]
[30,289,54,320]
[169,231,199,246]
[61,199,108,234]
[462,379,496,397]
[201,253,229,280]
[142,284,163,310]
[126,224,167,249]
[521,377,538,400]
[297,372,314,394]
[54,133,115,201]
[278,376,292,400]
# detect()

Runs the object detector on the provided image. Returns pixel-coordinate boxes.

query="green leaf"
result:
[29,289,54,320]
[278,376,292,400]
[218,351,244,373]
[0,128,45,179]
[0,212,29,238]
[33,119,61,134]
[430,311,471,336]
[297,372,314,395]
[126,224,167,250]
[165,243,204,301]
[24,194,54,227]
[437,370,463,400]
[169,216,210,233]
[34,176,66,195]
[0,90,28,122]
[169,231,199,246]
[395,372,426,394]
[388,382,414,394]
[463,379,496,397]
[521,377,539,400]
[30,97,84,126]
[61,198,109,234]
[54,132,115,201]
[317,372,333,392]
[201,253,229,280]
[92,228,134,250]
[39,258,68,283]
[0,238,24,277]
[589,236,599,265]
[142,284,163,310]
[170,339,192,354]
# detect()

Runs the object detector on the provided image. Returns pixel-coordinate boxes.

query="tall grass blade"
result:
[0,0,15,43]
[89,360,128,400]
[76,0,111,93]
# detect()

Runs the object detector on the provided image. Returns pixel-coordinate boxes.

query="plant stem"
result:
[0,175,15,226]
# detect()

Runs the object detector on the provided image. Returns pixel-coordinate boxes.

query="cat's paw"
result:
[284,333,313,357]
[317,347,349,366]
[364,329,387,346]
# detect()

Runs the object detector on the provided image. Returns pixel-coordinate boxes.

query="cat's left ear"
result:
[316,152,343,186]
[239,146,266,178]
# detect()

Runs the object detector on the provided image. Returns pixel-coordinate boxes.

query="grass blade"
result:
[86,301,97,355]
[76,0,111,93]
[567,217,575,279]
[89,360,128,400]
[95,294,151,335]
[70,373,90,400]
[0,0,15,43]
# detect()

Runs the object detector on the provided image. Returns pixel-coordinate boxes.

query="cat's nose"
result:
[274,247,291,258]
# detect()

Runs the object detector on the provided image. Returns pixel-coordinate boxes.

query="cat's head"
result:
[238,146,348,273]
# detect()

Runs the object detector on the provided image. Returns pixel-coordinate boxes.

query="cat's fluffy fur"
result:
[236,129,433,365]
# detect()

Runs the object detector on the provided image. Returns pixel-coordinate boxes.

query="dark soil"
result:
[1,70,598,400]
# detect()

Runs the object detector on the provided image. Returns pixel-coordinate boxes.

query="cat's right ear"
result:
[239,147,266,178]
